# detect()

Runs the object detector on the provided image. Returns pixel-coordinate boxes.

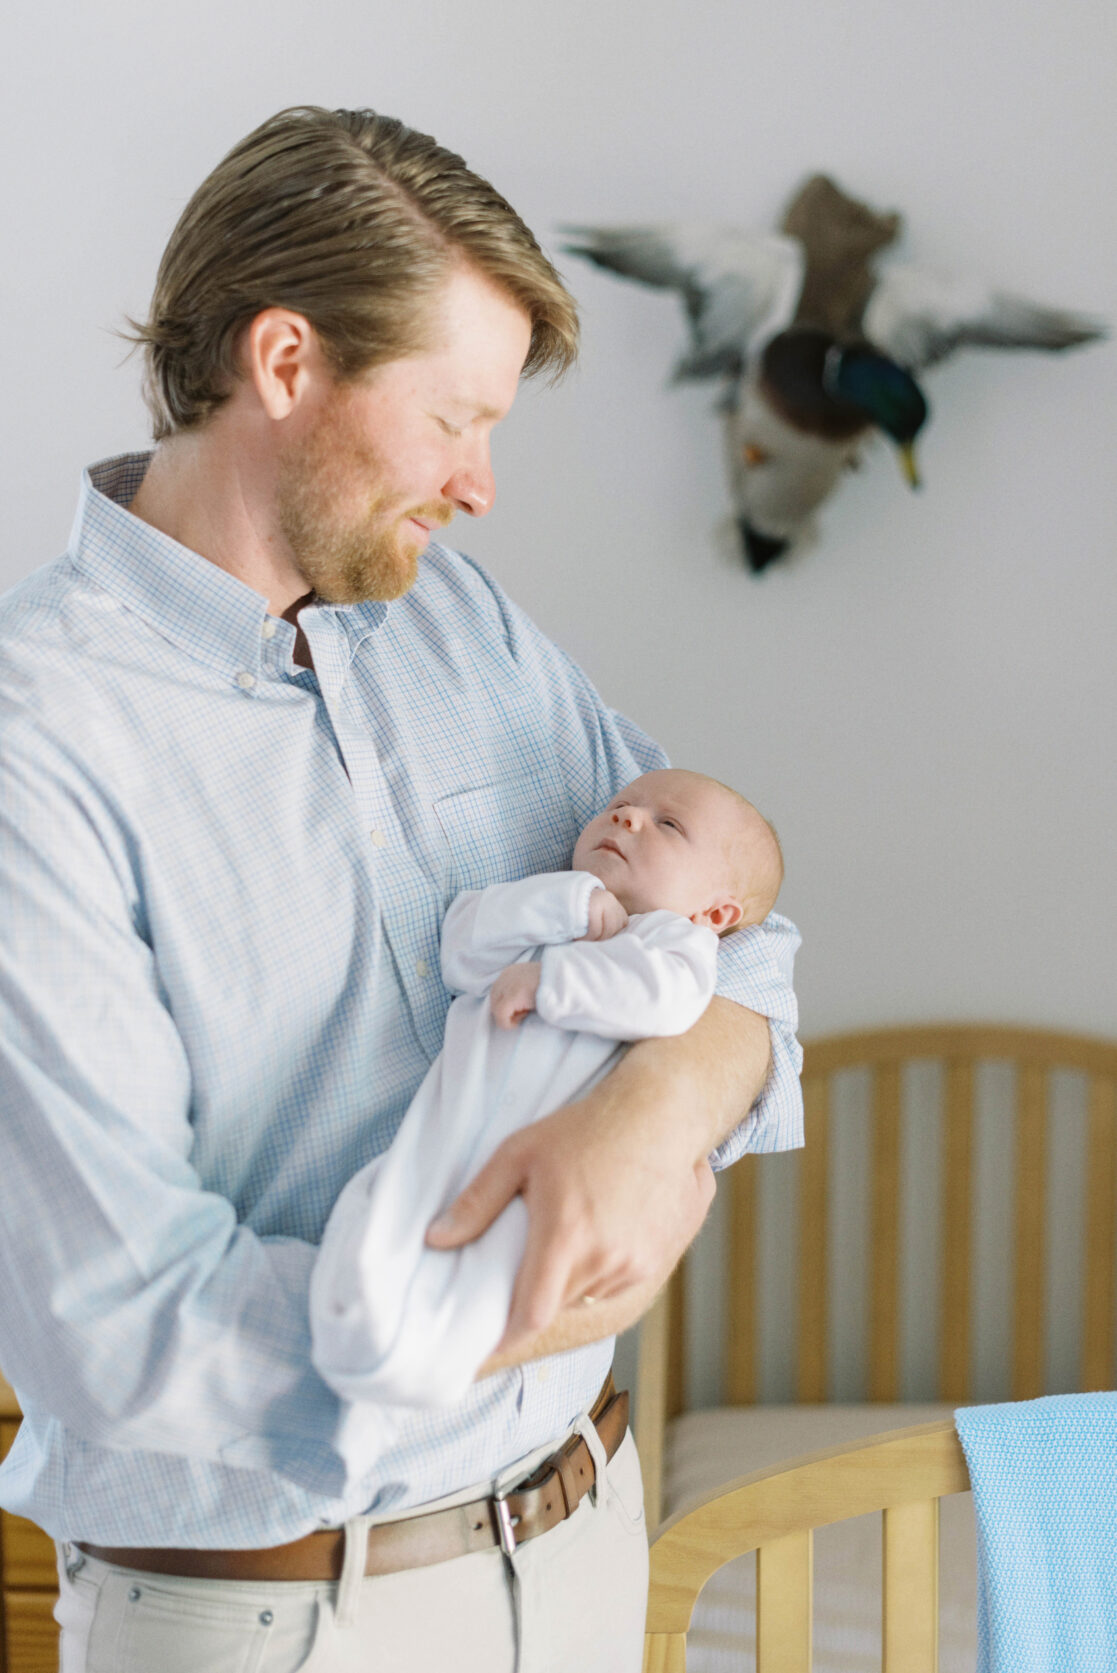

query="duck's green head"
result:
[824,345,929,486]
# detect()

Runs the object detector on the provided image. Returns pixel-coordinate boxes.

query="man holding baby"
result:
[0,105,801,1671]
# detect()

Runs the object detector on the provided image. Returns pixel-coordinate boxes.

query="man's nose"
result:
[445,439,495,518]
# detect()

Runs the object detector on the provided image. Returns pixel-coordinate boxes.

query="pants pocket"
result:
[55,1547,102,1673]
[86,1570,319,1673]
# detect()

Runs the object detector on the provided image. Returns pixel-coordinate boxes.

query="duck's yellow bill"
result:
[898,441,921,489]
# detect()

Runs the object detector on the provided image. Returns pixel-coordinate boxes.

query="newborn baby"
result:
[310,769,782,1421]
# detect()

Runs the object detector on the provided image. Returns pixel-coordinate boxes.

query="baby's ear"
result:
[694,897,745,934]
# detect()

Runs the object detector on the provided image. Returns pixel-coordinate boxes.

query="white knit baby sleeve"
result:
[535,911,718,1040]
[439,870,603,994]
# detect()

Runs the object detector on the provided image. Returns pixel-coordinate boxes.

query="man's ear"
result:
[692,896,745,934]
[244,308,319,421]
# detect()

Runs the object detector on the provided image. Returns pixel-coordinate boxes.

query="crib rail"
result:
[643,1419,969,1673]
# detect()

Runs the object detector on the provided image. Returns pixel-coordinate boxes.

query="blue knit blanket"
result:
[954,1393,1117,1673]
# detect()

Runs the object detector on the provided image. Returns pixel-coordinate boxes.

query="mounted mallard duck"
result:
[563,176,1105,570]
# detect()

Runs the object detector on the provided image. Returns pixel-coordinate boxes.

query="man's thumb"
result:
[426,1149,520,1248]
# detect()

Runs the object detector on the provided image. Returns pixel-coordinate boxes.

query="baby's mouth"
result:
[595,839,626,860]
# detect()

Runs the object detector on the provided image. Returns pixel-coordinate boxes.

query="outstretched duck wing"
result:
[864,263,1107,370]
[561,223,805,379]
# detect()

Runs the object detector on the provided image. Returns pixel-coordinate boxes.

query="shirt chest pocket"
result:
[433,772,579,901]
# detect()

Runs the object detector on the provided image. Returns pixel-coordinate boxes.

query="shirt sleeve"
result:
[537,912,718,1039]
[0,709,354,1499]
[705,910,804,1163]
[463,558,804,1160]
[439,871,603,995]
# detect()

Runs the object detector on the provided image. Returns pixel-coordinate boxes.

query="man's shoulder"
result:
[0,553,83,642]
[0,556,113,721]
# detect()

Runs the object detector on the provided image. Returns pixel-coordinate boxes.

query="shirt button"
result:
[369,830,388,848]
[235,671,256,690]
[261,619,278,640]
[416,958,430,978]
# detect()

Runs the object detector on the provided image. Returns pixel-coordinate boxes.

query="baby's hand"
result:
[491,962,542,1029]
[580,889,629,942]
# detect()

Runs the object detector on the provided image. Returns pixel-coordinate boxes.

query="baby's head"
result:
[572,769,783,934]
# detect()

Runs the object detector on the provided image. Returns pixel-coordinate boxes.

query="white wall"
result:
[4,0,1115,1049]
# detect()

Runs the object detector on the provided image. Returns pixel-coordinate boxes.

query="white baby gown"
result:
[310,870,717,1428]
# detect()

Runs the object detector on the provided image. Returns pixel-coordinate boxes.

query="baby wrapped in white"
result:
[310,869,717,1409]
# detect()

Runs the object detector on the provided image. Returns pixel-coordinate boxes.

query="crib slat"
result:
[939,1059,974,1401]
[1082,1075,1117,1390]
[726,1153,758,1404]
[1012,1064,1047,1400]
[797,1075,830,1402]
[870,1064,903,1401]
[757,1530,813,1672]
[883,1498,939,1672]
[666,1261,686,1420]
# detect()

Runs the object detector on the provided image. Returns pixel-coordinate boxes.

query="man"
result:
[0,107,801,1671]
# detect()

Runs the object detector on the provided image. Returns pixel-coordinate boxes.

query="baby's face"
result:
[572,769,747,929]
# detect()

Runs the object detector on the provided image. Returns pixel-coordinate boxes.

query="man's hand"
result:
[426,996,771,1363]
[580,889,628,942]
[432,1091,715,1357]
[490,962,542,1028]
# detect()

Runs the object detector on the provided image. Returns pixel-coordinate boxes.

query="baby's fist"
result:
[581,889,629,942]
[490,962,542,1028]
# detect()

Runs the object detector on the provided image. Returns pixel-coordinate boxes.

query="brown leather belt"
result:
[78,1376,628,1582]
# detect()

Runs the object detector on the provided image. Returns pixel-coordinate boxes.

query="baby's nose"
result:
[611,806,641,829]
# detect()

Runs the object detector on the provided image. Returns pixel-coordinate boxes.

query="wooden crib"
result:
[644,1418,968,1672]
[636,1023,1117,1672]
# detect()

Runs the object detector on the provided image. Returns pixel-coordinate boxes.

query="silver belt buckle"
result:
[491,1493,520,1559]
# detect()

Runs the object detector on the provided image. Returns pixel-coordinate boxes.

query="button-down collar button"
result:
[261,619,278,640]
[369,829,387,848]
[416,958,430,978]
[235,671,256,690]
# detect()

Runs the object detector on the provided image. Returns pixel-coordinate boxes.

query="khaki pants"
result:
[54,1430,649,1672]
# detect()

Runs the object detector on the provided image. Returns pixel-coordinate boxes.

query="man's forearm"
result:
[590,994,772,1159]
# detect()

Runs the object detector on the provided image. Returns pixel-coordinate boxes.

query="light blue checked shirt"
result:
[0,453,801,1547]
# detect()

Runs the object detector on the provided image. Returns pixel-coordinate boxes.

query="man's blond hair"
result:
[128,106,579,440]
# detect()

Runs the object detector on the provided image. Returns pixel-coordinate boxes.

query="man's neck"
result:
[127,427,309,617]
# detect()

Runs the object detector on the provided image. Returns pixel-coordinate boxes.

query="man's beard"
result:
[275,401,448,605]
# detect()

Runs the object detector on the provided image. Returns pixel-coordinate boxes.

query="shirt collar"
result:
[68,452,388,677]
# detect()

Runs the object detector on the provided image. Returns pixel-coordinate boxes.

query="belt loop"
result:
[491,1495,525,1673]
[573,1411,610,1511]
[61,1541,87,1583]
[335,1514,372,1629]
